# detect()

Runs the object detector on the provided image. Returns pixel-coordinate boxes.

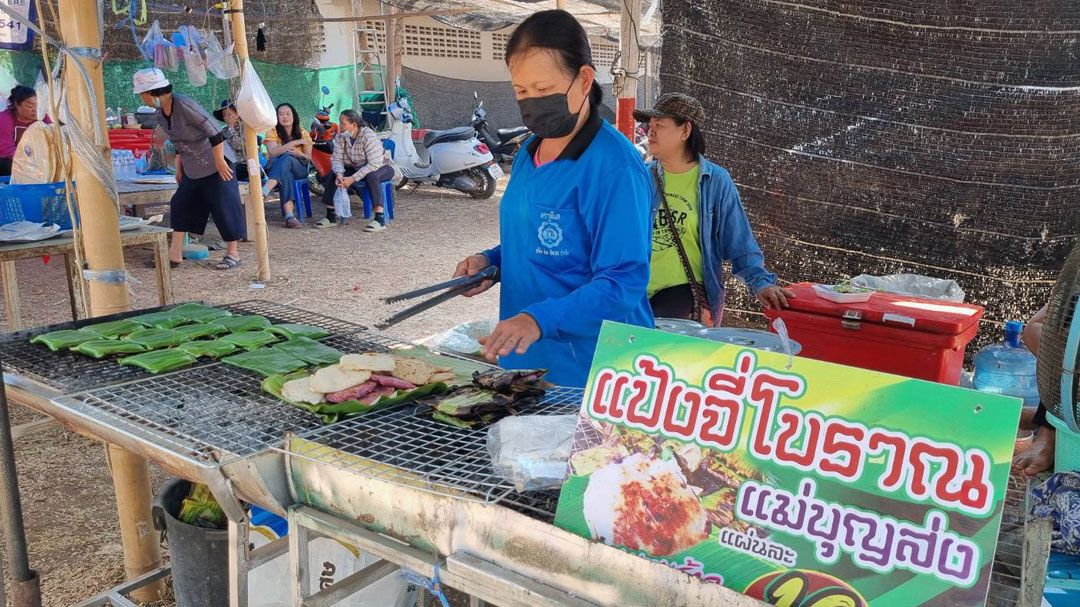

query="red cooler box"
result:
[763,282,983,385]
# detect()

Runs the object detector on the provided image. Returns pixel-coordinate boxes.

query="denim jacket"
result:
[648,156,776,320]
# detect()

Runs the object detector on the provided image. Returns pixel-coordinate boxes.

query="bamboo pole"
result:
[227,0,271,281]
[384,6,402,106]
[56,0,165,601]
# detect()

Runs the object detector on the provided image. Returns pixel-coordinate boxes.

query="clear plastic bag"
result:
[181,26,207,87]
[849,273,966,302]
[333,186,352,219]
[204,32,240,80]
[236,59,276,133]
[487,415,577,492]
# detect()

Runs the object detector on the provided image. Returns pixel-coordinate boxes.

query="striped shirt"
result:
[331,126,386,180]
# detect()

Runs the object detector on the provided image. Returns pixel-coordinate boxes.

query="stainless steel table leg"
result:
[288,508,311,606]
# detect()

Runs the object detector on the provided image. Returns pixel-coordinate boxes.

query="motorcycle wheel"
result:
[468,168,497,200]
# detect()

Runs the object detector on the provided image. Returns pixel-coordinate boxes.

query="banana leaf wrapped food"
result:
[31,329,98,351]
[171,303,233,323]
[177,340,238,359]
[124,328,186,350]
[80,318,145,338]
[128,309,190,329]
[271,337,342,365]
[429,369,550,429]
[174,322,228,341]
[220,330,279,351]
[266,323,331,340]
[217,315,271,333]
[222,348,308,376]
[120,348,198,374]
[71,339,147,359]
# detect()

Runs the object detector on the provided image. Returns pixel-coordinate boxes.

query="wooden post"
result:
[616,0,641,139]
[56,0,165,600]
[227,0,271,281]
[384,7,402,106]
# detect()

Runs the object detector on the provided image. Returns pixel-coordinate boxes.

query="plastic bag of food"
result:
[429,320,497,357]
[333,186,352,219]
[487,415,577,492]
[217,314,271,333]
[222,349,308,377]
[81,318,145,338]
[72,339,146,359]
[266,323,330,340]
[849,273,966,303]
[31,329,98,351]
[124,328,186,350]
[178,340,237,359]
[272,337,341,365]
[235,59,275,133]
[180,26,207,87]
[220,330,279,351]
[120,348,198,374]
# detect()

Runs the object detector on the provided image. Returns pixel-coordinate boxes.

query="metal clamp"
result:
[841,309,862,331]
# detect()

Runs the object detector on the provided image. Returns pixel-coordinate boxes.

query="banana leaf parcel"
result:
[177,340,238,359]
[174,323,228,341]
[220,330,279,351]
[80,318,145,338]
[217,315,272,333]
[31,329,99,351]
[271,337,342,365]
[222,348,308,377]
[128,309,189,329]
[124,328,187,350]
[171,303,233,323]
[263,370,450,424]
[266,323,331,340]
[120,348,198,374]
[71,339,147,359]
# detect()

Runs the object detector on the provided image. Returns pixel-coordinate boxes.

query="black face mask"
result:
[517,75,588,139]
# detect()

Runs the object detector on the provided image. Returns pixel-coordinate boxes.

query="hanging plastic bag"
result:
[0,67,18,111]
[140,20,166,59]
[333,185,352,219]
[204,31,240,80]
[181,26,207,87]
[235,59,275,133]
[33,70,65,122]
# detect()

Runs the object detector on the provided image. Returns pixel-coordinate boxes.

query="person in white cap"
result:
[133,67,245,270]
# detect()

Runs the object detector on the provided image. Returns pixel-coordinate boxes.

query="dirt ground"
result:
[0,181,504,606]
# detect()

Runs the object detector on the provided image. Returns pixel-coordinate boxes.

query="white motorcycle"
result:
[385,99,503,199]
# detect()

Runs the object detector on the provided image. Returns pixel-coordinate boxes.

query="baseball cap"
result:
[633,92,705,126]
[213,99,236,121]
[132,68,170,95]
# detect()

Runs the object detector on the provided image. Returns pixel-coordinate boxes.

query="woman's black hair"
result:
[505,10,603,108]
[274,103,302,143]
[675,117,707,160]
[338,109,365,130]
[148,84,173,97]
[8,85,35,107]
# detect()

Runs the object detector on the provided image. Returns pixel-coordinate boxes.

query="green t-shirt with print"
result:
[648,165,703,298]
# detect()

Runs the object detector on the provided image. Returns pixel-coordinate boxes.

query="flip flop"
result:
[214,255,241,271]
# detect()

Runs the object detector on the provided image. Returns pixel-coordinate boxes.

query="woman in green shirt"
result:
[636,93,791,324]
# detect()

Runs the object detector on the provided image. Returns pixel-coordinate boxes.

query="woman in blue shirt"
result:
[453,10,654,388]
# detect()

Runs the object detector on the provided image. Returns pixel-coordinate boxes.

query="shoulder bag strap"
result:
[652,164,709,320]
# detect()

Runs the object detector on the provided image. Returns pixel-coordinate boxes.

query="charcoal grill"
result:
[0,300,366,396]
[286,386,583,520]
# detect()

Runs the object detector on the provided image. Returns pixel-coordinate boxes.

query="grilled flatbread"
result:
[309,365,372,394]
[340,353,396,373]
[282,377,325,405]
[391,356,437,385]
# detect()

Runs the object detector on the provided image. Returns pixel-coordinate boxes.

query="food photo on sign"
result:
[553,322,1022,607]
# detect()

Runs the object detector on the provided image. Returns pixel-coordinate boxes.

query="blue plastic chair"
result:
[357,139,397,221]
[281,180,313,221]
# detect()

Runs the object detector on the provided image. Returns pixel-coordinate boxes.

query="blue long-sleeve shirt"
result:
[482,111,654,388]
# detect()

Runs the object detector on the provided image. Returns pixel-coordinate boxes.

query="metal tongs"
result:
[377,265,500,329]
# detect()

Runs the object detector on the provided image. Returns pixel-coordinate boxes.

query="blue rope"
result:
[400,564,451,607]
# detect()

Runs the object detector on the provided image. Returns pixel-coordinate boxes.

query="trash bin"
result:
[152,478,229,607]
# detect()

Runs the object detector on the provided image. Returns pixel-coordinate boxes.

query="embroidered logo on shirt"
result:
[537,211,564,249]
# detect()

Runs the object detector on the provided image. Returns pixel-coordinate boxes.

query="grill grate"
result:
[56,364,326,466]
[289,387,585,520]
[987,473,1031,607]
[0,301,367,395]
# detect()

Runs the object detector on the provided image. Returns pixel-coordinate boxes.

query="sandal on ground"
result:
[314,218,335,229]
[215,255,242,270]
[144,259,182,269]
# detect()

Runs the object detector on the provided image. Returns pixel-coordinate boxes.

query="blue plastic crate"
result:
[0,182,77,229]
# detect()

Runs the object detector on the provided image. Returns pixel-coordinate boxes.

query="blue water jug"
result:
[973,320,1039,406]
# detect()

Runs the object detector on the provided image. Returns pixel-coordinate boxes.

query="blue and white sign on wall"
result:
[0,0,34,51]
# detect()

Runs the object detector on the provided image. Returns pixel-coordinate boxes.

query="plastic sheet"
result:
[487,415,577,492]
[850,273,966,303]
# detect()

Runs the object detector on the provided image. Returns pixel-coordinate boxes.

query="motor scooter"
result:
[386,98,501,199]
[307,85,337,197]
[471,92,530,171]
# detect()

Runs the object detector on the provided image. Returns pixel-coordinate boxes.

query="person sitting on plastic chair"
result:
[318,109,394,232]
[262,103,312,229]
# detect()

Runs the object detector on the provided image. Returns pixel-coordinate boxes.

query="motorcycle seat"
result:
[423,126,476,147]
[497,126,530,141]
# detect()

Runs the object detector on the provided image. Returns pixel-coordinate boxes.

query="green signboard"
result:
[554,323,1021,606]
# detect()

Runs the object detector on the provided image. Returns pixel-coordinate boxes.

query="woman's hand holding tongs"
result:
[453,254,498,297]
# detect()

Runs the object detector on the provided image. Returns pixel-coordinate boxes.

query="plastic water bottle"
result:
[125,152,136,180]
[973,320,1039,406]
